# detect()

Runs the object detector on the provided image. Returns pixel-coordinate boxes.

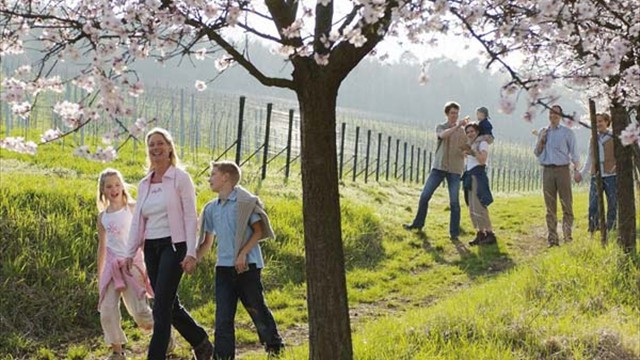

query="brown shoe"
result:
[469,231,484,246]
[478,232,497,245]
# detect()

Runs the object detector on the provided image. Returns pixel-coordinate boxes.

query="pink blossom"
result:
[194,47,207,60]
[204,3,219,19]
[619,122,640,146]
[53,101,83,128]
[314,53,330,66]
[214,55,234,72]
[226,7,240,26]
[129,118,148,137]
[11,102,31,119]
[0,137,37,155]
[128,81,145,97]
[195,80,207,91]
[40,128,63,143]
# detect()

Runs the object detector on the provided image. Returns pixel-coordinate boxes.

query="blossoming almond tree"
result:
[443,0,639,252]
[0,0,458,358]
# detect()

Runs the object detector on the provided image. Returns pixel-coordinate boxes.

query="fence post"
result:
[490,167,495,190]
[410,144,414,182]
[422,149,427,183]
[394,139,400,179]
[261,103,272,180]
[416,147,421,184]
[339,122,346,179]
[235,96,246,165]
[190,93,196,161]
[428,151,433,172]
[353,126,360,182]
[386,136,391,181]
[376,132,382,182]
[502,168,506,192]
[403,142,407,182]
[365,130,371,183]
[180,89,185,158]
[285,109,294,179]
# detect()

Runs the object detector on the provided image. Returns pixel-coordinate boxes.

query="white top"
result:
[466,141,489,171]
[142,183,172,239]
[101,207,132,258]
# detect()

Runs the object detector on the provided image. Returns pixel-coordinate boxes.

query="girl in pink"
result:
[97,168,154,360]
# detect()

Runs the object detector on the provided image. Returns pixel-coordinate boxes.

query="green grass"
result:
[1,141,638,360]
[255,241,640,360]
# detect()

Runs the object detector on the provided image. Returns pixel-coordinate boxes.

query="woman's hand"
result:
[181,255,197,274]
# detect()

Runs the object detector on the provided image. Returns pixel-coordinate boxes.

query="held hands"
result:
[573,171,582,183]
[181,255,197,274]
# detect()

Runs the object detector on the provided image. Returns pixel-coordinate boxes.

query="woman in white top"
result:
[124,128,213,360]
[461,123,496,245]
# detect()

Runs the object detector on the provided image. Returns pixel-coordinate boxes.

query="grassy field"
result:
[1,141,639,360]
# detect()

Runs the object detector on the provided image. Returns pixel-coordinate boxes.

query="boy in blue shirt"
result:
[196,160,284,359]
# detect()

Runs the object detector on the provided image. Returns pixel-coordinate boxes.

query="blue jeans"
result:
[410,169,461,238]
[588,176,617,232]
[144,238,209,360]
[214,265,283,360]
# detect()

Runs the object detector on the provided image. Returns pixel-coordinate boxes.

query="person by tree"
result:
[534,105,581,247]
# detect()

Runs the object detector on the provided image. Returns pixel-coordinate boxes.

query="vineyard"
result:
[3,83,558,192]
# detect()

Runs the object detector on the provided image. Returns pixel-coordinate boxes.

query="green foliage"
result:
[65,345,89,360]
[2,142,638,359]
[344,241,640,360]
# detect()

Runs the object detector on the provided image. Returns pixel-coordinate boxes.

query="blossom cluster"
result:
[73,145,118,162]
[0,137,38,155]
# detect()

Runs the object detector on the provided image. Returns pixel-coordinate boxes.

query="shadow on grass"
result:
[413,231,515,279]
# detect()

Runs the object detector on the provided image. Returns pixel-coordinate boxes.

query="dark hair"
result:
[443,101,460,115]
[550,104,563,115]
[465,123,480,133]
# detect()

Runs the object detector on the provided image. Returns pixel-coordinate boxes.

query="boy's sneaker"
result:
[193,338,213,360]
[106,352,126,360]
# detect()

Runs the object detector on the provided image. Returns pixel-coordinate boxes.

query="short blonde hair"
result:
[211,160,241,185]
[96,168,134,212]
[597,113,611,126]
[145,127,180,172]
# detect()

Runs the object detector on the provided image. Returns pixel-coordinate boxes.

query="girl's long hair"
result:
[96,168,135,212]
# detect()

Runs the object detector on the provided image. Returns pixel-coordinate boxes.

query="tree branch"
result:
[189,19,295,89]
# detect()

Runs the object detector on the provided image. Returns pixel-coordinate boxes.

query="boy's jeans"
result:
[588,175,617,232]
[144,238,209,360]
[410,169,461,238]
[214,265,283,360]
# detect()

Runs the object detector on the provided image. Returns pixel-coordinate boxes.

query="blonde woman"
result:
[124,128,213,360]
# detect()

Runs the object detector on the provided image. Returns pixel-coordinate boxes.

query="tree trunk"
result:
[611,103,637,253]
[295,74,353,359]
